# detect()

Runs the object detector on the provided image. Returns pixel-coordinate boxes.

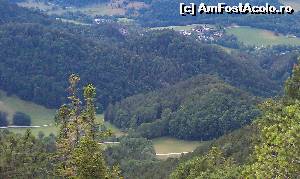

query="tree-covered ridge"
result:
[253,46,300,83]
[105,75,260,140]
[170,59,300,178]
[124,30,280,97]
[0,2,282,110]
[0,0,52,24]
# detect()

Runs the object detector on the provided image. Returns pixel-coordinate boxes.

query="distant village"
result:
[178,25,224,42]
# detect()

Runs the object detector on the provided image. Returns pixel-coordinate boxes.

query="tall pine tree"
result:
[55,74,121,178]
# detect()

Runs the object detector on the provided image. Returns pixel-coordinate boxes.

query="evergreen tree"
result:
[0,129,50,178]
[55,74,121,178]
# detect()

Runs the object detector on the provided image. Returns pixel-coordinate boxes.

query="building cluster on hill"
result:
[179,25,224,42]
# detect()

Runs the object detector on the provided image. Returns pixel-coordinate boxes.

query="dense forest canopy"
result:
[0,0,290,111]
[0,0,51,24]
[105,75,260,140]
[170,60,300,178]
[0,0,299,178]
[1,64,299,178]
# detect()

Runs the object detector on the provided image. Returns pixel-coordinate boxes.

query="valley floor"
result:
[0,91,203,158]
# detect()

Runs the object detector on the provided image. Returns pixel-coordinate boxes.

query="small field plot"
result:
[0,90,57,135]
[0,90,56,126]
[152,137,202,154]
[153,137,206,160]
[0,96,123,136]
[18,0,148,17]
[18,0,125,16]
[45,3,123,16]
[226,26,300,47]
[117,18,135,25]
[7,125,58,136]
[78,4,125,16]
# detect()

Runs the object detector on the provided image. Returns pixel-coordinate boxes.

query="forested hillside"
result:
[0,0,299,178]
[0,1,283,110]
[253,47,300,82]
[170,62,300,178]
[0,0,51,24]
[123,31,280,97]
[105,75,260,140]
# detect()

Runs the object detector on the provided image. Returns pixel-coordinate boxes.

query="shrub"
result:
[0,111,8,126]
[12,112,31,126]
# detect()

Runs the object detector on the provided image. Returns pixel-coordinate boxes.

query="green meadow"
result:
[152,137,203,159]
[0,90,56,135]
[0,91,203,157]
[0,91,123,136]
[152,137,201,154]
[0,90,56,126]
[226,26,300,47]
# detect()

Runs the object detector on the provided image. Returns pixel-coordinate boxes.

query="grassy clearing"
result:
[152,137,202,154]
[44,4,122,16]
[7,126,58,136]
[18,0,125,16]
[153,137,204,159]
[18,0,148,17]
[59,18,91,26]
[0,90,57,136]
[77,4,125,16]
[0,90,56,126]
[117,18,135,25]
[0,91,124,136]
[226,26,300,47]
